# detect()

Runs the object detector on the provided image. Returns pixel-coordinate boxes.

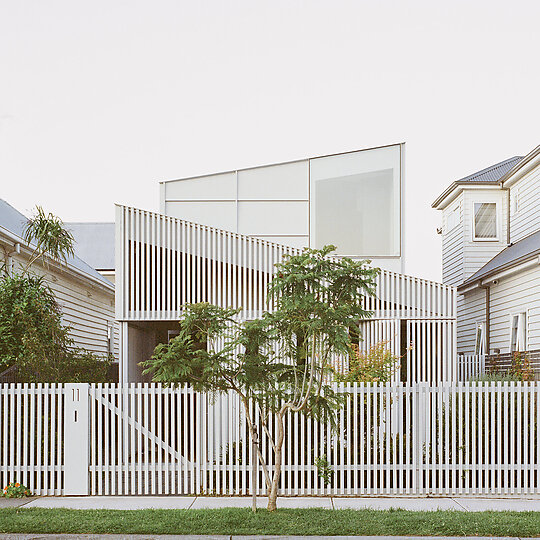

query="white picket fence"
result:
[2,382,540,497]
[457,354,486,381]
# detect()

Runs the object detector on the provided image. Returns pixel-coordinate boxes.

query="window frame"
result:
[472,201,499,242]
[509,312,527,352]
[475,321,486,355]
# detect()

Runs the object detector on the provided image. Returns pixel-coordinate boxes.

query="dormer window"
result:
[473,202,498,241]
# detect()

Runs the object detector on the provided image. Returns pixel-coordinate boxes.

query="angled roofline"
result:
[432,156,523,210]
[498,144,540,188]
[159,142,405,184]
[458,229,540,292]
[0,200,114,292]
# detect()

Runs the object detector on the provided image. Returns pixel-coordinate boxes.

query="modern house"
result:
[117,143,457,383]
[0,199,118,364]
[433,144,540,370]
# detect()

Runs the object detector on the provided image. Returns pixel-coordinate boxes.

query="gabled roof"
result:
[455,156,523,184]
[432,156,523,209]
[0,199,114,290]
[65,222,115,271]
[459,230,540,290]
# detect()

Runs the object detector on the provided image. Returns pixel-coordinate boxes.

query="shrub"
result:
[334,341,399,383]
[2,482,31,498]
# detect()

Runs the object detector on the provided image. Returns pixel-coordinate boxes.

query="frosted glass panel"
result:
[310,146,401,256]
[165,201,236,231]
[238,201,308,235]
[238,161,308,199]
[164,172,236,200]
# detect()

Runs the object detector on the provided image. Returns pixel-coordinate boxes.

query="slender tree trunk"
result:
[267,411,285,511]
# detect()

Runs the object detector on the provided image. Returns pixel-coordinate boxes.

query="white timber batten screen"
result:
[116,205,457,382]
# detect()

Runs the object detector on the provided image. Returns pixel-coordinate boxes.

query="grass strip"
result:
[2,507,540,536]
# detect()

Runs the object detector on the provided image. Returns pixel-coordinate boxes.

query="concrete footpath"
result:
[3,495,540,511]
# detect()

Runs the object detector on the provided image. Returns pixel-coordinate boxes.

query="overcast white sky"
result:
[1,0,538,281]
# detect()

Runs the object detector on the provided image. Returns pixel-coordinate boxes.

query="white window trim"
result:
[472,201,499,242]
[475,321,486,355]
[509,312,527,352]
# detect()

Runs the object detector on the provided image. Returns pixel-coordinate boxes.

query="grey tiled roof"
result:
[65,222,115,271]
[0,199,113,289]
[456,156,523,184]
[460,230,540,288]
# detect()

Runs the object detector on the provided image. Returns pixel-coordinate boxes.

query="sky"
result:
[1,0,539,281]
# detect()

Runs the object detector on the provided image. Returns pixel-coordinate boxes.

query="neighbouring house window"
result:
[473,202,497,240]
[446,204,460,232]
[107,324,114,355]
[475,322,485,355]
[167,330,180,342]
[510,313,527,352]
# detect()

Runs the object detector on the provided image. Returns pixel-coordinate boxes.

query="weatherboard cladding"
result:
[461,229,540,287]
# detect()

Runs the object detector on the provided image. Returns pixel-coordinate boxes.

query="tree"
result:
[0,206,112,382]
[142,246,379,510]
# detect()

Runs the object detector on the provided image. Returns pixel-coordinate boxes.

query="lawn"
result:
[1,507,540,536]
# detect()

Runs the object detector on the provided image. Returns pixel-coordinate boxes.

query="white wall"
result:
[462,189,507,282]
[441,194,464,287]
[160,144,404,272]
[510,161,540,244]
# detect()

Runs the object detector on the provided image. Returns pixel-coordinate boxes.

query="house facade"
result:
[0,200,118,365]
[433,144,540,366]
[117,143,457,384]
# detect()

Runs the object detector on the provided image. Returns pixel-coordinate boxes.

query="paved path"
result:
[3,495,540,512]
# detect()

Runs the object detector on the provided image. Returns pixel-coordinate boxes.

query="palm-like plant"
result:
[23,206,75,268]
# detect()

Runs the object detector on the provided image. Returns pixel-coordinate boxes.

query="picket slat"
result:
[2,382,540,496]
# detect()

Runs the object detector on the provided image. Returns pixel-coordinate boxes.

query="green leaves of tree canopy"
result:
[142,246,379,511]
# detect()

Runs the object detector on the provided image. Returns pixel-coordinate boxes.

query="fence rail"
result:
[2,382,540,496]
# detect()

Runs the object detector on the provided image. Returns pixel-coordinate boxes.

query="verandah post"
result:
[63,383,90,495]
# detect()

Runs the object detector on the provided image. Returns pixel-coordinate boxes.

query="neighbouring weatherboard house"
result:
[117,143,457,383]
[0,200,118,368]
[433,144,540,371]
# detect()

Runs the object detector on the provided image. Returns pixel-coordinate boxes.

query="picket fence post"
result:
[63,383,90,495]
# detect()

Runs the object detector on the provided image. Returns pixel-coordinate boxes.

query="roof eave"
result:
[0,225,115,293]
[458,251,540,292]
[500,146,540,189]
[432,181,500,210]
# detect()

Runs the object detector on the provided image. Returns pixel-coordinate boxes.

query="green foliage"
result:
[0,273,69,373]
[0,207,113,383]
[143,246,378,509]
[314,455,333,487]
[23,205,75,266]
[0,273,113,382]
[334,341,400,383]
[2,482,31,498]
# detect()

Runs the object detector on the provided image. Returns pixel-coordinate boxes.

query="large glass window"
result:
[310,146,401,257]
[473,202,497,240]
